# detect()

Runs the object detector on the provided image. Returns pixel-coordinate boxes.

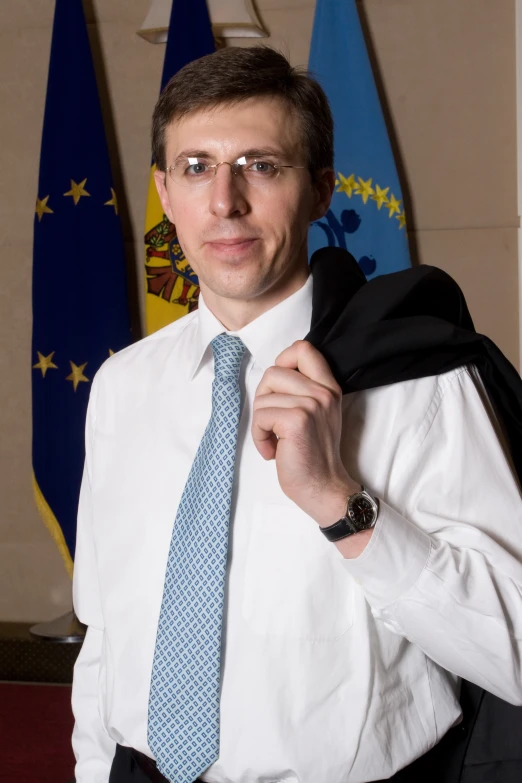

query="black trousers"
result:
[108,721,469,783]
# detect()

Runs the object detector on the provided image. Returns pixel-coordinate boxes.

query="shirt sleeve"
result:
[71,375,116,780]
[343,366,522,705]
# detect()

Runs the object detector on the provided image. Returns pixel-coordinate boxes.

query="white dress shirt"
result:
[72,274,522,783]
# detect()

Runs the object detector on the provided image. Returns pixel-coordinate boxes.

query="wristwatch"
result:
[320,487,379,542]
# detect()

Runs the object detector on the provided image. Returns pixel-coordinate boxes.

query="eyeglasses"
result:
[166,155,306,188]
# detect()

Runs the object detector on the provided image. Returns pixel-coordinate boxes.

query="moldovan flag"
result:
[144,0,215,335]
[308,0,411,277]
[32,0,132,574]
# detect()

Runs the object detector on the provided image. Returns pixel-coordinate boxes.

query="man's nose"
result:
[208,163,249,218]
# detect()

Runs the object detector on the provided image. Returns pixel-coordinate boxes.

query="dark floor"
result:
[0,622,81,783]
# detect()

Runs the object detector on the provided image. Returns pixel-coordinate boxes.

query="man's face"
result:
[154,96,333,312]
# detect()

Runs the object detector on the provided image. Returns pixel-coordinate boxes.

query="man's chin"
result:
[197,255,271,297]
[202,280,267,303]
[198,265,279,302]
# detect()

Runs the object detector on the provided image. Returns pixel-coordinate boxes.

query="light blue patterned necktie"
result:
[148,333,246,783]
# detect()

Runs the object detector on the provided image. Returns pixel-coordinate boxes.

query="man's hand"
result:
[252,340,360,528]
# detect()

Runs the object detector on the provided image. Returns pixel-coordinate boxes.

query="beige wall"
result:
[0,0,518,622]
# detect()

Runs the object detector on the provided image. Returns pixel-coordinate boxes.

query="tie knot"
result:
[211,334,246,381]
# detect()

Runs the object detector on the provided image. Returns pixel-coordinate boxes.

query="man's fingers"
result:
[252,342,341,462]
[253,430,278,461]
[252,406,279,460]
[275,340,340,393]
[254,393,322,414]
[256,366,339,410]
[252,406,309,460]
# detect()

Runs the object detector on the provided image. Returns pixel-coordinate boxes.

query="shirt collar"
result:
[189,274,313,380]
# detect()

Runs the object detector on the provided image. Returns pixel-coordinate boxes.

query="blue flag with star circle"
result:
[32,0,132,573]
[308,0,411,277]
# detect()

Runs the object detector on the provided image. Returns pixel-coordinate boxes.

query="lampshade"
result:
[137,0,268,43]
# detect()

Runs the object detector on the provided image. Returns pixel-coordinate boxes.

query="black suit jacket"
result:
[305,248,522,783]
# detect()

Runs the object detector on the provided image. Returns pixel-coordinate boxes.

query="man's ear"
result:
[310,168,335,222]
[153,169,174,223]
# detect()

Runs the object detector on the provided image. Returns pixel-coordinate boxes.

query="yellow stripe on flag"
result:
[32,472,74,579]
[144,165,199,335]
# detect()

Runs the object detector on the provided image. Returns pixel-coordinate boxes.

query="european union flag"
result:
[308,0,411,277]
[144,0,215,335]
[32,0,132,574]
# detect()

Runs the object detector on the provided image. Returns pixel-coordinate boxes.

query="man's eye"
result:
[185,162,209,176]
[246,160,277,175]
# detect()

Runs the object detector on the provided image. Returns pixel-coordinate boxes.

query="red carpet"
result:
[0,682,75,783]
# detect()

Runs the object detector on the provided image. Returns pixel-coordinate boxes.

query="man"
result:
[72,47,522,783]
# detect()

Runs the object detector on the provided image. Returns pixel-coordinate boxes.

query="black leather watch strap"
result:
[320,514,359,542]
[320,487,379,542]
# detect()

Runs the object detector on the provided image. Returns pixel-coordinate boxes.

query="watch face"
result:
[349,494,377,529]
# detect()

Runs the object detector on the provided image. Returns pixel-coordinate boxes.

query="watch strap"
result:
[319,513,359,542]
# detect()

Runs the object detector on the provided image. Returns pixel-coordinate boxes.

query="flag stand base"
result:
[29,611,86,643]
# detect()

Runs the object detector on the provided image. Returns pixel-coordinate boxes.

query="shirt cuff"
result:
[341,499,432,609]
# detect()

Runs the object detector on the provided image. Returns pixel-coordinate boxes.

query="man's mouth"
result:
[207,237,258,245]
[205,237,259,256]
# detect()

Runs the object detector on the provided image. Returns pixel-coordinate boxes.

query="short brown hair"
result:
[151,46,334,176]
